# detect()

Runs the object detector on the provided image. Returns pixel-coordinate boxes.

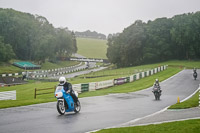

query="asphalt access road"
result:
[0,69,199,133]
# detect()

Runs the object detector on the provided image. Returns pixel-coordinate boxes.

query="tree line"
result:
[0,8,77,64]
[75,30,106,40]
[107,11,200,67]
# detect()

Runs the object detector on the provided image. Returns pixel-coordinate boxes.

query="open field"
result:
[96,119,200,133]
[76,37,108,59]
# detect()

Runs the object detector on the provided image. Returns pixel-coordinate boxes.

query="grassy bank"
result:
[79,67,180,97]
[0,67,180,108]
[0,61,79,75]
[96,119,200,133]
[168,91,199,109]
[76,37,107,59]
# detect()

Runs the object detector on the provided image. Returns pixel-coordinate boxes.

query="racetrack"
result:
[0,69,199,133]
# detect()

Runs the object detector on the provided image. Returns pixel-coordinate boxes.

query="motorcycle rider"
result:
[193,68,198,79]
[152,79,162,93]
[193,68,197,73]
[58,77,78,104]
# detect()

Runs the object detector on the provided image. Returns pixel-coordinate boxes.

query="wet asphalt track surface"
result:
[0,69,199,133]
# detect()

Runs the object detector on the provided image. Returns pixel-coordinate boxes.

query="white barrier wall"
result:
[136,73,140,80]
[0,90,16,100]
[158,67,161,72]
[142,72,145,78]
[130,75,134,82]
[154,68,157,73]
[151,69,154,75]
[146,71,149,77]
[89,82,97,91]
[96,80,114,90]
[161,66,163,71]
[72,84,81,93]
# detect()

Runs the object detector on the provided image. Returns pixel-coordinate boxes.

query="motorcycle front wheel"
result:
[74,100,81,113]
[57,100,65,115]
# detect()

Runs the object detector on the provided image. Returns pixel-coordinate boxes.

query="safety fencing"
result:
[0,62,83,78]
[0,90,16,100]
[33,65,167,98]
[71,65,167,93]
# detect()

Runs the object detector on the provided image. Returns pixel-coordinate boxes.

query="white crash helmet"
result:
[59,77,66,85]
[155,79,159,83]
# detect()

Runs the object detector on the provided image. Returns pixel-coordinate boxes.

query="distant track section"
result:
[70,57,109,63]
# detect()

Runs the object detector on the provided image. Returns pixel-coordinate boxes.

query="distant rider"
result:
[193,68,197,73]
[58,77,78,104]
[153,79,162,92]
[193,68,198,79]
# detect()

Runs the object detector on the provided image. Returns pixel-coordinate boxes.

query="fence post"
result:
[34,88,36,99]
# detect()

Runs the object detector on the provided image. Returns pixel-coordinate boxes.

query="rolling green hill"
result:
[76,37,108,59]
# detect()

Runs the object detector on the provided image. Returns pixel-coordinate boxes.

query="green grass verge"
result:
[71,63,165,84]
[73,60,200,84]
[168,91,199,109]
[0,62,23,75]
[96,119,200,133]
[0,81,57,108]
[76,37,108,59]
[79,67,180,98]
[0,67,180,109]
[0,61,79,75]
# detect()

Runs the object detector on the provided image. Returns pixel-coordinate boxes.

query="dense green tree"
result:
[107,11,200,67]
[0,8,77,63]
[0,36,15,62]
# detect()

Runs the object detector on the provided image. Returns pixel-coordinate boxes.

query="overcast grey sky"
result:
[0,0,200,35]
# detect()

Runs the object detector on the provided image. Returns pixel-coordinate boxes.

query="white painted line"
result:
[87,82,200,133]
[120,106,169,127]
[181,84,200,102]
[124,116,200,127]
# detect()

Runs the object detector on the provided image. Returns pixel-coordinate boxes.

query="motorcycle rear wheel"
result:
[154,92,159,100]
[57,100,65,115]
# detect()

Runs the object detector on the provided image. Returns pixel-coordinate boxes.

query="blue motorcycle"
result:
[55,86,81,115]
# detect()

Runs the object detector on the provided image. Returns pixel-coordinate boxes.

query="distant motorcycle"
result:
[152,85,161,100]
[193,71,197,80]
[55,86,81,115]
